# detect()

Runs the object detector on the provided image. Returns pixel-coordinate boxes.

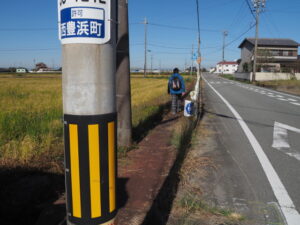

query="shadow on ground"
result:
[133,102,171,143]
[0,166,65,225]
[141,106,204,225]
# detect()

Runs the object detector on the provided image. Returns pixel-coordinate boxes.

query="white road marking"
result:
[277,98,289,101]
[218,76,300,101]
[204,77,300,225]
[272,122,300,161]
[287,98,297,102]
[291,102,300,106]
[272,122,291,149]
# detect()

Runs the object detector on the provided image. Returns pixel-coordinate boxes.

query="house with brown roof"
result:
[238,38,299,73]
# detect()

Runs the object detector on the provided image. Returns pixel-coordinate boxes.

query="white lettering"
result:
[90,21,102,36]
[77,21,89,36]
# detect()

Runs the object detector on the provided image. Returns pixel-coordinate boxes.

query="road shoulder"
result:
[166,106,286,225]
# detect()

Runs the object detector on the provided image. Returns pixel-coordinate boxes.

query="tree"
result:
[242,63,249,72]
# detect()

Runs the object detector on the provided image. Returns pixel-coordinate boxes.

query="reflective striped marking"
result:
[88,124,101,218]
[108,122,116,212]
[69,124,82,218]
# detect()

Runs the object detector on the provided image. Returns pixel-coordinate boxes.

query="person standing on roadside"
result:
[168,68,186,114]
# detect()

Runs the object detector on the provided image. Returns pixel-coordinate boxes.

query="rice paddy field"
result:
[0,73,175,166]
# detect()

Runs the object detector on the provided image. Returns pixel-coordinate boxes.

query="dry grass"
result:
[257,80,300,95]
[0,74,171,166]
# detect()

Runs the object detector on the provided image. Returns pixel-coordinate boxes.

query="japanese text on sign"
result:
[58,0,111,44]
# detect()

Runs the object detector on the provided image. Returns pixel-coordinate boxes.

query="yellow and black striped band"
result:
[64,113,117,225]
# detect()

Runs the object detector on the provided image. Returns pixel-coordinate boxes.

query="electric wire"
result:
[0,48,60,52]
[204,24,255,56]
[147,22,220,33]
[244,0,256,19]
[0,28,57,31]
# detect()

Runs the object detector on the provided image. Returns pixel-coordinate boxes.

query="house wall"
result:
[255,72,300,81]
[238,42,253,72]
[234,72,252,80]
[216,64,238,74]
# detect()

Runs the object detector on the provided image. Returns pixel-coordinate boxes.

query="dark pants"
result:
[171,94,182,114]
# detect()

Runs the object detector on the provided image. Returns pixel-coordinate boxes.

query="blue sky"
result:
[0,0,299,69]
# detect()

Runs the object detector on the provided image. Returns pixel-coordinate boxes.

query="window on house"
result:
[283,51,289,56]
[270,50,279,56]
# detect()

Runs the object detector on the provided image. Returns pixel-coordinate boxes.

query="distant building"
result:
[209,67,216,73]
[215,61,238,74]
[16,68,27,73]
[238,38,299,73]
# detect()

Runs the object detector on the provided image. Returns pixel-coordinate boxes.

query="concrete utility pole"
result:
[252,0,266,82]
[143,17,148,77]
[117,0,132,147]
[222,31,228,74]
[195,0,202,116]
[58,1,118,225]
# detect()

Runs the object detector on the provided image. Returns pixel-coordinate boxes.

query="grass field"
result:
[0,74,176,166]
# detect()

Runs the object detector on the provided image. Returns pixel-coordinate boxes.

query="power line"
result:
[148,43,191,50]
[195,0,201,37]
[147,22,220,33]
[244,0,256,19]
[204,24,255,57]
[225,23,255,48]
[148,41,192,48]
[266,10,300,14]
[263,11,281,37]
[0,48,60,52]
[0,28,57,31]
[227,0,246,28]
[151,51,190,55]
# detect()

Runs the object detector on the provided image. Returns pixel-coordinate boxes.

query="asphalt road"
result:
[203,73,300,225]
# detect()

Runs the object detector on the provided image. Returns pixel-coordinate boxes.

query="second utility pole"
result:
[117,0,132,147]
[252,0,266,82]
[222,31,228,74]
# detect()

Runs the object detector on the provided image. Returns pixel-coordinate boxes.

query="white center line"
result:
[204,77,300,225]
[291,102,300,106]
[277,98,289,101]
[287,98,297,102]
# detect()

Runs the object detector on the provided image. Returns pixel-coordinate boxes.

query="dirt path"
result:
[116,114,180,225]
